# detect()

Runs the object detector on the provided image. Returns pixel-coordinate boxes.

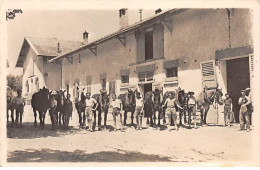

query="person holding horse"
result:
[13,89,26,128]
[162,92,183,131]
[134,92,144,130]
[188,92,197,129]
[223,93,232,127]
[153,88,163,129]
[85,93,98,132]
[245,87,253,125]
[49,92,58,130]
[110,93,124,132]
[238,90,251,132]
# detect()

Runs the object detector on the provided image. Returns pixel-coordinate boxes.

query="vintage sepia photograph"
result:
[1,0,260,167]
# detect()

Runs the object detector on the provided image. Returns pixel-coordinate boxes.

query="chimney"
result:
[57,42,61,53]
[83,30,89,45]
[119,8,128,29]
[155,8,162,14]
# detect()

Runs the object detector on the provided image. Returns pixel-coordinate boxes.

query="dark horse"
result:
[196,86,223,125]
[75,87,86,129]
[118,89,136,127]
[144,91,154,128]
[152,89,163,128]
[7,87,15,126]
[92,91,109,130]
[31,87,52,127]
[176,89,189,126]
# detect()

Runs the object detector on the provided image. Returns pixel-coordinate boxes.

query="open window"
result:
[145,28,153,61]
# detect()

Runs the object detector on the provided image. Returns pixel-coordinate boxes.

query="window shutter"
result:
[200,60,217,88]
[249,54,254,76]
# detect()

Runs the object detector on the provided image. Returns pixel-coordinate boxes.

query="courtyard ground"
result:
[6,105,255,165]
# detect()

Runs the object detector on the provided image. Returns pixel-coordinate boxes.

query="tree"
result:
[7,74,22,91]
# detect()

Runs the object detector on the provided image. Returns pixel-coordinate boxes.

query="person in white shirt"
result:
[162,92,183,131]
[188,92,197,129]
[13,89,26,127]
[85,93,98,132]
[134,92,144,130]
[110,93,124,132]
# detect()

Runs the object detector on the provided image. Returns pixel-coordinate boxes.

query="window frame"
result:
[145,28,154,61]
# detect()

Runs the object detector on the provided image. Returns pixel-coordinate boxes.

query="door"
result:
[227,57,250,123]
[144,83,152,96]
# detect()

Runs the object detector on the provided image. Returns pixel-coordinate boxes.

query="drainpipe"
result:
[226,8,231,48]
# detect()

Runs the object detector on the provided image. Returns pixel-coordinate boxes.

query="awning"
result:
[215,45,253,61]
[120,69,130,76]
[136,64,156,73]
[163,59,179,69]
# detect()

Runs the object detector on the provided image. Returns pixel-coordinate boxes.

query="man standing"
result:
[13,89,26,127]
[162,92,183,131]
[188,92,197,129]
[110,93,124,132]
[49,93,58,130]
[238,90,251,132]
[85,93,98,132]
[245,87,253,125]
[223,93,232,127]
[134,92,144,130]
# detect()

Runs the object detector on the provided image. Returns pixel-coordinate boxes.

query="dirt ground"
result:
[6,105,254,164]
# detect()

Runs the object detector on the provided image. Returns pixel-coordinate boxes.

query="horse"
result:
[92,91,110,130]
[61,93,73,130]
[176,89,189,126]
[118,89,136,127]
[152,89,163,128]
[54,90,67,127]
[75,87,86,129]
[7,87,16,126]
[31,87,52,127]
[144,91,154,128]
[195,86,223,125]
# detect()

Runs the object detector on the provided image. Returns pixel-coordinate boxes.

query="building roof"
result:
[49,8,188,63]
[16,37,84,67]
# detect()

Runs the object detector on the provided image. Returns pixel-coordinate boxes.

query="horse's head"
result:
[207,87,223,107]
[128,89,135,105]
[39,87,52,108]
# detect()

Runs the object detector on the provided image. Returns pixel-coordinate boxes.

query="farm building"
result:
[17,8,254,124]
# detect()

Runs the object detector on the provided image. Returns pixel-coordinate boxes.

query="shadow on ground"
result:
[8,148,172,162]
[7,122,79,139]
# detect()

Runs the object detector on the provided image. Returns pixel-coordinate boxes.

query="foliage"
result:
[7,74,22,91]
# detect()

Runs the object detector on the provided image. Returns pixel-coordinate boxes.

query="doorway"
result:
[139,83,153,97]
[227,57,250,123]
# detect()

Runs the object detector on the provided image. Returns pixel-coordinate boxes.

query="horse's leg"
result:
[78,110,82,128]
[200,107,204,126]
[204,107,209,125]
[130,109,134,127]
[123,110,127,125]
[19,110,23,127]
[39,111,43,127]
[98,109,102,130]
[15,109,19,126]
[42,111,46,127]
[188,108,191,127]
[158,110,161,127]
[184,110,187,124]
[11,109,15,125]
[179,110,183,126]
[104,110,108,130]
[93,110,96,129]
[33,109,37,126]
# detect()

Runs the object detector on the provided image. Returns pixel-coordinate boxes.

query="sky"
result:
[6,8,157,76]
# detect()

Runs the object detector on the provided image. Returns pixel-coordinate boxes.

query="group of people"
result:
[6,86,253,133]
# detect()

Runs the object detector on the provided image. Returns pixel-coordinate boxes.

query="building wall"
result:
[43,58,62,90]
[60,9,252,109]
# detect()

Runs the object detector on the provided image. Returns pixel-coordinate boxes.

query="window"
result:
[145,28,153,61]
[166,67,178,78]
[121,75,129,84]
[138,72,154,82]
[35,77,39,91]
[101,79,106,90]
[86,76,92,94]
[26,80,29,93]
[109,81,116,94]
[78,53,81,64]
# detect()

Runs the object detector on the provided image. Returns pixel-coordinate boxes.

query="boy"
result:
[110,93,124,132]
[223,93,232,127]
[13,89,26,127]
[238,90,251,132]
[162,92,183,131]
[85,93,98,132]
[134,92,144,130]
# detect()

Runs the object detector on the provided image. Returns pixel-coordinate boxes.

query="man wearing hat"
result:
[134,91,144,130]
[223,93,232,127]
[110,93,124,132]
[85,93,98,132]
[13,89,26,127]
[188,91,197,128]
[245,87,253,125]
[238,90,251,132]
